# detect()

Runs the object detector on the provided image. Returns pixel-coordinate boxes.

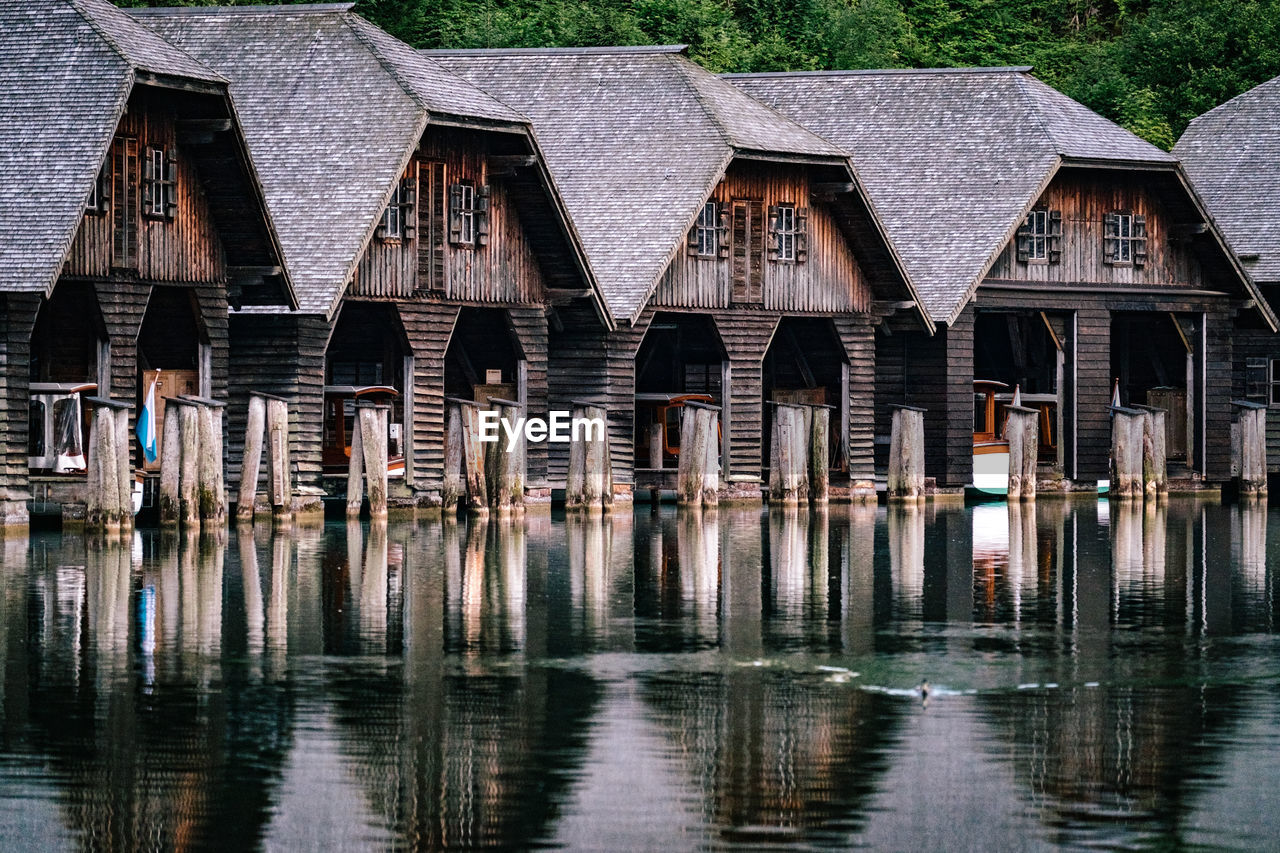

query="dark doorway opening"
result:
[762,317,847,474]
[1111,312,1194,463]
[634,313,726,472]
[444,307,523,404]
[324,302,409,472]
[974,310,1066,468]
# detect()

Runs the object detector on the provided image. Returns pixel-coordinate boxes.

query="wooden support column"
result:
[887,405,926,502]
[265,397,291,519]
[700,406,719,507]
[84,397,130,532]
[488,398,525,515]
[237,393,267,522]
[1004,405,1039,502]
[809,405,831,506]
[159,398,183,526]
[443,401,464,512]
[111,404,133,529]
[183,396,227,526]
[1110,406,1145,501]
[1133,404,1167,499]
[678,401,720,507]
[445,398,488,515]
[567,401,612,512]
[346,403,365,518]
[359,402,390,520]
[768,402,807,505]
[1233,401,1268,500]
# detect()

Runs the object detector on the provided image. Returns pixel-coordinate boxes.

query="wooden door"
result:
[140,368,197,471]
[731,199,764,304]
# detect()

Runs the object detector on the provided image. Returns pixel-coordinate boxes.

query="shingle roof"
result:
[1175,76,1280,285]
[729,67,1179,325]
[0,0,222,295]
[132,4,530,316]
[431,47,852,324]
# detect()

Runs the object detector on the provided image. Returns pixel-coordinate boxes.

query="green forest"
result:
[116,0,1280,149]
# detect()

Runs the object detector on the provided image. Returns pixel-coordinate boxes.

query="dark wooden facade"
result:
[550,159,889,495]
[876,167,1249,489]
[227,126,592,508]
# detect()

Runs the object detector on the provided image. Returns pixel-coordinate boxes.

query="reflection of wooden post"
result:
[1110,406,1144,500]
[265,397,291,519]
[888,405,925,502]
[1004,405,1039,501]
[359,402,389,519]
[346,402,364,517]
[159,398,182,526]
[1233,401,1268,500]
[489,398,525,514]
[237,393,266,522]
[809,406,830,506]
[85,397,129,532]
[183,396,227,525]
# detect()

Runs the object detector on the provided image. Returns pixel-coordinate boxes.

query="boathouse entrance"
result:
[634,312,727,479]
[137,287,208,471]
[762,317,847,475]
[323,302,409,473]
[1110,312,1198,466]
[444,307,524,405]
[973,309,1068,474]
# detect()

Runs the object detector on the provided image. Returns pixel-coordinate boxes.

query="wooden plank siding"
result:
[651,161,874,313]
[832,316,877,482]
[63,89,225,285]
[710,310,780,480]
[1230,326,1280,472]
[0,295,41,516]
[987,171,1205,289]
[507,307,549,488]
[399,300,459,495]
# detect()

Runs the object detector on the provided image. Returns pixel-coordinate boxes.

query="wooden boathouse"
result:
[0,0,291,528]
[1176,75,1280,486]
[434,46,930,502]
[133,5,606,513]
[733,67,1275,494]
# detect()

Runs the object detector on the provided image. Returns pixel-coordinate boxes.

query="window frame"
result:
[458,182,475,245]
[694,201,718,258]
[380,182,404,242]
[1269,358,1280,406]
[1026,208,1049,262]
[774,203,798,263]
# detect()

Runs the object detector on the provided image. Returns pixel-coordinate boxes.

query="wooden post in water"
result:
[1133,404,1167,500]
[446,399,487,515]
[887,405,926,502]
[678,401,719,507]
[567,401,611,512]
[159,398,183,526]
[1232,400,1268,500]
[768,403,806,505]
[1110,406,1144,500]
[700,406,720,507]
[444,400,464,512]
[237,393,267,522]
[809,405,831,506]
[183,396,227,526]
[489,398,525,514]
[265,397,291,520]
[176,399,202,528]
[1004,405,1039,501]
[358,401,389,520]
[84,397,129,532]
[346,402,365,518]
[111,404,133,529]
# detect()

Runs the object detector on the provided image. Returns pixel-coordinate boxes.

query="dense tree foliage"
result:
[117,0,1280,148]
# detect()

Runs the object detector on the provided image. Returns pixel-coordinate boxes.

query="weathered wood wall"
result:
[0,295,41,515]
[1231,321,1280,472]
[988,171,1205,288]
[652,161,874,313]
[63,89,225,284]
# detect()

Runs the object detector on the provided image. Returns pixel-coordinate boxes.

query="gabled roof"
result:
[132,3,534,317]
[1176,75,1280,286]
[431,46,883,325]
[729,67,1182,325]
[0,0,224,296]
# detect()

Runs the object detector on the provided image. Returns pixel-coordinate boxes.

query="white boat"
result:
[971,380,1010,497]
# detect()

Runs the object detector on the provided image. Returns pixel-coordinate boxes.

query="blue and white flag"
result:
[137,373,158,463]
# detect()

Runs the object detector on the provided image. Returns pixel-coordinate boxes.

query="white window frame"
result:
[145,146,167,218]
[695,201,718,257]
[382,183,403,240]
[1269,359,1280,406]
[458,183,475,245]
[1027,209,1049,261]
[776,204,797,262]
[1111,212,1134,264]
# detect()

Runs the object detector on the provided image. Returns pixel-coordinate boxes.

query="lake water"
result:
[0,499,1278,850]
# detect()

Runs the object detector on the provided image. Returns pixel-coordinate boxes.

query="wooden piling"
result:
[358,402,389,519]
[489,399,525,514]
[111,405,133,528]
[448,399,488,515]
[887,405,926,502]
[1232,401,1268,500]
[567,401,612,512]
[265,397,291,519]
[183,396,227,526]
[769,403,806,505]
[177,401,202,527]
[444,401,465,512]
[1133,404,1167,499]
[678,401,720,507]
[346,402,365,518]
[700,407,719,507]
[1110,406,1145,500]
[237,393,267,522]
[84,397,129,532]
[1004,405,1039,502]
[809,406,831,506]
[159,398,183,526]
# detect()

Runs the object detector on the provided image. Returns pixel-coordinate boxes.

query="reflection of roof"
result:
[635,393,716,405]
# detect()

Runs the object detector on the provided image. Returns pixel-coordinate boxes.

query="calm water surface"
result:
[1,500,1279,850]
